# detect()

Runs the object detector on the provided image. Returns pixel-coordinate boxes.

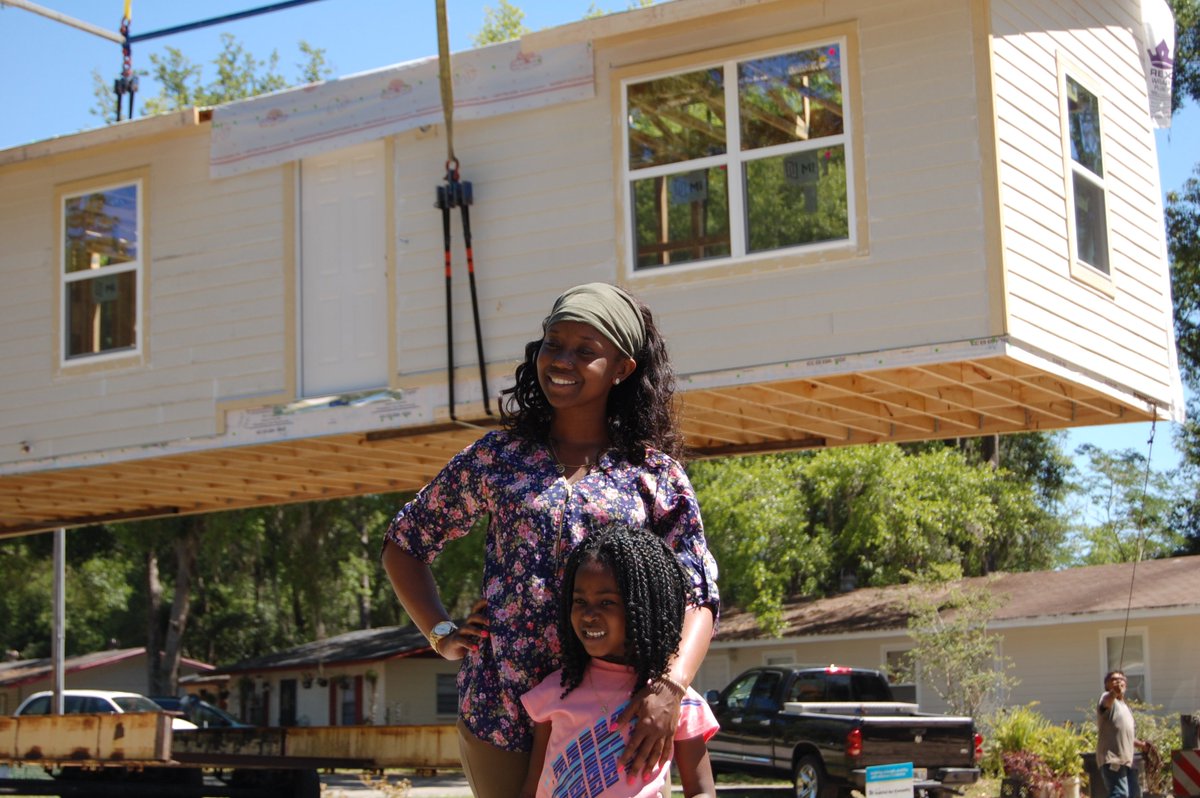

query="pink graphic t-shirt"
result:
[521,659,719,798]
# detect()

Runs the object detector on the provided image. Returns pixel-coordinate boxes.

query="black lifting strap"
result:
[436,161,493,420]
[114,15,138,121]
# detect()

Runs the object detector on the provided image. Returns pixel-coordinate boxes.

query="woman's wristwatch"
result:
[428,620,458,654]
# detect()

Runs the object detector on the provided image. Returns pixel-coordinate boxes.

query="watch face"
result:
[432,621,455,637]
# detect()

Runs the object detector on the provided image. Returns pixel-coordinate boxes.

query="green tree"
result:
[91,35,331,124]
[691,442,1065,633]
[689,454,827,635]
[1165,1,1200,553]
[1169,166,1200,390]
[473,0,529,46]
[1068,444,1183,563]
[893,566,1018,718]
[1169,0,1199,112]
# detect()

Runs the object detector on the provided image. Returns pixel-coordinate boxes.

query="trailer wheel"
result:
[287,768,320,798]
[793,754,827,798]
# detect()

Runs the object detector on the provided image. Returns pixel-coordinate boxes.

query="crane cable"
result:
[1116,417,1156,672]
[434,0,492,421]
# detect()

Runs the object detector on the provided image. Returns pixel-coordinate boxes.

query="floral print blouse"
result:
[382,429,719,753]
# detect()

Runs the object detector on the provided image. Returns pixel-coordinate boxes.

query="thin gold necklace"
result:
[548,438,596,475]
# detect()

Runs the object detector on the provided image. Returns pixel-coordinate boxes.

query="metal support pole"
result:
[52,527,65,714]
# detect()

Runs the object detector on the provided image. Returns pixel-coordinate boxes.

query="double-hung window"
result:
[60,177,143,364]
[1062,70,1110,278]
[622,35,854,273]
[1102,629,1147,702]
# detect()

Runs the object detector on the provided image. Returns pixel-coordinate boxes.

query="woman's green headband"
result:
[542,283,646,360]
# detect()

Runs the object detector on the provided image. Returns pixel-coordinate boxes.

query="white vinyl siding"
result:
[991,0,1174,406]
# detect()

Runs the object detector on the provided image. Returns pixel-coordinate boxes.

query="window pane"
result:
[745,145,849,253]
[64,185,138,274]
[340,683,356,725]
[65,271,137,358]
[739,44,843,150]
[1106,636,1145,702]
[436,673,458,715]
[1073,172,1109,273]
[627,68,726,170]
[1067,77,1103,177]
[632,167,730,270]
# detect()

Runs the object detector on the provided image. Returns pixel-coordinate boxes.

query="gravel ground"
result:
[319,770,794,797]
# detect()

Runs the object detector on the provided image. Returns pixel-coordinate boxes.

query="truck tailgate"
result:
[856,716,976,768]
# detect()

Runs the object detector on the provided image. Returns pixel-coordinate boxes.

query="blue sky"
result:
[2,0,1195,471]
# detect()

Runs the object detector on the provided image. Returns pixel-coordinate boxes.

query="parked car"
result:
[149,695,248,729]
[706,665,981,798]
[13,689,197,731]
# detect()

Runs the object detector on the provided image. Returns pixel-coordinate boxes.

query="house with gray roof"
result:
[209,625,458,727]
[697,556,1200,724]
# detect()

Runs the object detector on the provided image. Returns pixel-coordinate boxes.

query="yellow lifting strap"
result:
[435,0,456,167]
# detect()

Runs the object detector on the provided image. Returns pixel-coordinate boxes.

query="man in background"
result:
[1096,670,1146,798]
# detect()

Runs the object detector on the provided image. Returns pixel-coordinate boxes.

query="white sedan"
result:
[13,689,198,731]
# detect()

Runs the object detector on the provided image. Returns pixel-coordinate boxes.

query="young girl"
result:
[381,283,720,798]
[520,524,719,798]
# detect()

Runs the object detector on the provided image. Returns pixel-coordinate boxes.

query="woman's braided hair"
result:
[500,292,683,463]
[557,524,689,700]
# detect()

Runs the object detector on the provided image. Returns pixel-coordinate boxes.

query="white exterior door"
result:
[299,141,387,397]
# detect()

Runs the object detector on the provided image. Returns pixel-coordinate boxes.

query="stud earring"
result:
[613,377,621,385]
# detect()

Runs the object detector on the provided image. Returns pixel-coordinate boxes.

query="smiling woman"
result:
[380,282,720,798]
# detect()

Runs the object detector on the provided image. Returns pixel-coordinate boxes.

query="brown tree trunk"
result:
[160,517,201,695]
[146,517,201,696]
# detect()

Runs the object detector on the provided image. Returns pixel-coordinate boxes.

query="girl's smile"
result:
[570,558,628,663]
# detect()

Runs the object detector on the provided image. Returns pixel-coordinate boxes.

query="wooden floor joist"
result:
[0,354,1153,538]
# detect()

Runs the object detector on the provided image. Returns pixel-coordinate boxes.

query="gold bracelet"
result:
[658,674,688,699]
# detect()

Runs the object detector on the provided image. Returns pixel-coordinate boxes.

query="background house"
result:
[0,647,214,715]
[0,0,1181,540]
[209,626,459,727]
[698,555,1200,724]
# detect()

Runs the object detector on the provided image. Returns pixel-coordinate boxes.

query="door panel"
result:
[300,141,387,397]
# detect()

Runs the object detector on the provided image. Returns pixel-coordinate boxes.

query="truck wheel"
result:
[793,754,827,798]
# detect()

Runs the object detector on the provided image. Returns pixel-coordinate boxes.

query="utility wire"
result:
[127,0,330,44]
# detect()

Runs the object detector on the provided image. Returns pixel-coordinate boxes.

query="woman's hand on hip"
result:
[616,681,680,784]
[438,598,490,660]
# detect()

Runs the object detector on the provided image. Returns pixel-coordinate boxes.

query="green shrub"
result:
[983,704,1051,776]
[1038,723,1088,779]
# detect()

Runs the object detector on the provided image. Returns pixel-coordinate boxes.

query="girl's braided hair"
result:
[500,292,682,463]
[558,524,689,700]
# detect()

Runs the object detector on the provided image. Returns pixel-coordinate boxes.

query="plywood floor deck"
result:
[0,355,1153,538]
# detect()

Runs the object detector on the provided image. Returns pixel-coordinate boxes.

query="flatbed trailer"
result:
[0,713,460,797]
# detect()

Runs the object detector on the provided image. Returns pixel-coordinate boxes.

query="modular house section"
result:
[0,0,1180,537]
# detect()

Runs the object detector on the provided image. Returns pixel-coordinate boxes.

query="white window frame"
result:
[57,172,146,368]
[616,26,862,284]
[1100,626,1150,703]
[1057,56,1114,294]
[881,644,919,705]
[763,649,796,666]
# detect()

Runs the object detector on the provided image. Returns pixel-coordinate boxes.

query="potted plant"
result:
[1038,723,1088,798]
